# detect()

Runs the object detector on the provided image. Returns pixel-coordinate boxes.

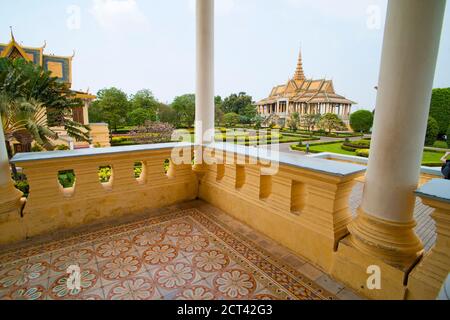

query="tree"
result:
[350,110,374,133]
[158,104,177,125]
[318,113,345,134]
[0,57,90,152]
[239,104,258,124]
[223,113,240,128]
[300,114,320,132]
[425,116,440,146]
[215,96,224,126]
[288,112,300,132]
[129,89,159,120]
[253,114,264,130]
[447,124,450,146]
[171,94,196,128]
[127,108,154,126]
[429,88,450,135]
[89,87,130,132]
[221,92,253,115]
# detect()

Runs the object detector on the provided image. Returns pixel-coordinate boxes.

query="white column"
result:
[349,0,446,267]
[362,0,446,222]
[195,0,215,145]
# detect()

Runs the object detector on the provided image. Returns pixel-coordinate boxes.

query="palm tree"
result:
[0,57,91,152]
[1,95,58,149]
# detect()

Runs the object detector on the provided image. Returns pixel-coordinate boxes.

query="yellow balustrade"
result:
[407,179,450,299]
[198,145,365,272]
[2,144,197,243]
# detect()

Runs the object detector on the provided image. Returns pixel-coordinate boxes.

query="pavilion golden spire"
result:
[293,49,306,81]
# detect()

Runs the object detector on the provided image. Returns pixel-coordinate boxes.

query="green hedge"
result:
[356,149,369,158]
[433,140,449,149]
[342,139,371,151]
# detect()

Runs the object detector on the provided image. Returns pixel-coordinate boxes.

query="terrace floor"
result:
[0,201,362,300]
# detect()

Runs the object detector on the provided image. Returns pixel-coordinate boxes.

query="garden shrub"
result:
[342,139,371,151]
[356,149,370,158]
[425,116,440,146]
[223,113,240,128]
[134,162,143,179]
[350,110,374,133]
[111,137,124,143]
[58,170,76,188]
[31,144,43,152]
[98,166,112,183]
[13,172,29,197]
[56,144,70,151]
[341,144,357,152]
[433,140,448,149]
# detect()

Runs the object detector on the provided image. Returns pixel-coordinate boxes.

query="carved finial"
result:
[42,40,47,50]
[9,26,15,42]
[71,50,76,59]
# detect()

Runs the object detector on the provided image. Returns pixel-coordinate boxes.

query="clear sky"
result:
[1,0,449,110]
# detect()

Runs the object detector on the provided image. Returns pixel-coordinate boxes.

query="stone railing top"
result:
[11,142,366,178]
[210,143,366,177]
[11,142,192,164]
[416,179,450,204]
[311,152,443,177]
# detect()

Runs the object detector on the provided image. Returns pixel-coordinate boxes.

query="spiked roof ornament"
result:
[9,26,15,42]
[293,49,306,81]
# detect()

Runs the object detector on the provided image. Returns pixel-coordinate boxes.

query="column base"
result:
[347,208,424,269]
[331,236,420,300]
[0,182,26,245]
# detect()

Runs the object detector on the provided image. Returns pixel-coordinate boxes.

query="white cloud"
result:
[90,0,149,31]
[188,0,236,17]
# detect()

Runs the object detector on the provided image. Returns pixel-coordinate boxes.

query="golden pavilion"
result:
[256,50,356,127]
[0,31,110,151]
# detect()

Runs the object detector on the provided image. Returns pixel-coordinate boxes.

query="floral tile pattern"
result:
[0,208,337,300]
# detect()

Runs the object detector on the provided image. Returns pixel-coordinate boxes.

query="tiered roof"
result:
[0,28,95,100]
[0,28,73,84]
[257,50,356,106]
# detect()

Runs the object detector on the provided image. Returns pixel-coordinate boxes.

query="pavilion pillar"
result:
[194,0,215,172]
[348,0,446,268]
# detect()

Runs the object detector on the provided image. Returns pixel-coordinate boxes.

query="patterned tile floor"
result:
[0,201,362,300]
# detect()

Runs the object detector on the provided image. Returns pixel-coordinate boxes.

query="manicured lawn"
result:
[291,142,445,166]
[422,150,445,165]
[300,142,355,155]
